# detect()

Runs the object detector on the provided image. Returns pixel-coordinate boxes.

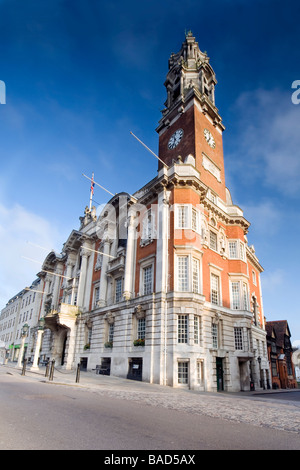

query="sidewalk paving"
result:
[2,362,299,397]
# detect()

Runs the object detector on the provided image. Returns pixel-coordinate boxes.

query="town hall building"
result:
[1,33,271,392]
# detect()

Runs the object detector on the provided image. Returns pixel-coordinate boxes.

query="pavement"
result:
[1,362,300,436]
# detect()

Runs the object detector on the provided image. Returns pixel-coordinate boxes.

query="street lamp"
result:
[38,316,45,330]
[31,317,45,371]
[17,323,29,368]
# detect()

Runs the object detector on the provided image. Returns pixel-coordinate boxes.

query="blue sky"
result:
[0,0,299,344]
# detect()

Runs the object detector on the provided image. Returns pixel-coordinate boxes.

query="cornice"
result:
[203,198,250,233]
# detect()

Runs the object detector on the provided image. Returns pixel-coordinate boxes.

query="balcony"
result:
[107,250,125,276]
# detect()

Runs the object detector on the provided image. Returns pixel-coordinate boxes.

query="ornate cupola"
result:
[164,31,217,110]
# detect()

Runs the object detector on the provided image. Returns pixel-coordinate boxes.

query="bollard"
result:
[49,359,55,381]
[21,358,27,376]
[45,361,49,377]
[75,363,80,383]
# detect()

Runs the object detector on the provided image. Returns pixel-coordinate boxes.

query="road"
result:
[0,367,299,451]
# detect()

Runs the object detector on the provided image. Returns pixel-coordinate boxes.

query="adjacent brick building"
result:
[266,320,297,389]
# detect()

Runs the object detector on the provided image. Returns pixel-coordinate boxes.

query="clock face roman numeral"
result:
[204,128,215,148]
[168,129,184,149]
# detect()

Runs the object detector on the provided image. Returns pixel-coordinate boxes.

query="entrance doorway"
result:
[216,357,224,391]
[127,357,143,381]
[61,334,67,366]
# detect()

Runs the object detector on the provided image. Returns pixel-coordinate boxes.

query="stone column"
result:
[31,329,44,370]
[123,211,136,300]
[17,333,27,368]
[63,323,77,370]
[98,237,111,307]
[40,277,50,316]
[52,264,63,311]
[77,247,89,308]
[155,187,169,293]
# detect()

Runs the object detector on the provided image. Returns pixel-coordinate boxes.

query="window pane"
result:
[211,274,219,305]
[178,205,189,228]
[109,323,114,343]
[178,361,189,384]
[242,283,249,310]
[177,256,188,291]
[178,315,188,343]
[209,231,217,251]
[229,241,237,258]
[212,323,218,348]
[232,282,240,309]
[234,327,243,350]
[137,317,146,340]
[192,208,199,231]
[142,210,152,241]
[143,265,153,295]
[115,277,122,303]
[192,258,200,293]
[194,316,199,344]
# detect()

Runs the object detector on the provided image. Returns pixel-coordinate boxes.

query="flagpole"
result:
[82,173,115,197]
[130,131,169,168]
[89,172,94,211]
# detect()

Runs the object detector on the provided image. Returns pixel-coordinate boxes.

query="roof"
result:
[266,320,291,347]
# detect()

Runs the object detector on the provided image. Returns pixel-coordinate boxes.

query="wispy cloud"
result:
[227,88,300,197]
[242,199,282,236]
[0,202,65,306]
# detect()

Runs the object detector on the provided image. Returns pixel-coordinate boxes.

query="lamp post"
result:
[31,317,45,371]
[17,323,29,368]
[257,356,264,389]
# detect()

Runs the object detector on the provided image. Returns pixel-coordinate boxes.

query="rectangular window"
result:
[196,360,204,385]
[108,323,114,343]
[211,273,220,305]
[194,316,200,344]
[142,209,153,242]
[231,282,240,309]
[178,315,188,343]
[177,256,188,291]
[137,317,146,340]
[234,327,243,350]
[143,265,153,295]
[177,205,189,228]
[178,361,189,384]
[212,323,218,348]
[239,242,245,260]
[271,360,278,377]
[209,231,217,251]
[115,277,123,303]
[229,241,238,258]
[192,208,199,232]
[192,258,200,293]
[252,270,257,285]
[242,283,249,310]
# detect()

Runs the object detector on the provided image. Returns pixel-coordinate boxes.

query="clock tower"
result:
[156,31,226,202]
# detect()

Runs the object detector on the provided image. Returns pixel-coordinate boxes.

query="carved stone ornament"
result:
[134,304,146,319]
[105,312,115,324]
[214,312,222,324]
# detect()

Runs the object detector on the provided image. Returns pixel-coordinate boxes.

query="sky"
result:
[0,0,300,344]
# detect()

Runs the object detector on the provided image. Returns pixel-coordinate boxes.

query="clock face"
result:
[204,128,216,148]
[168,128,184,149]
